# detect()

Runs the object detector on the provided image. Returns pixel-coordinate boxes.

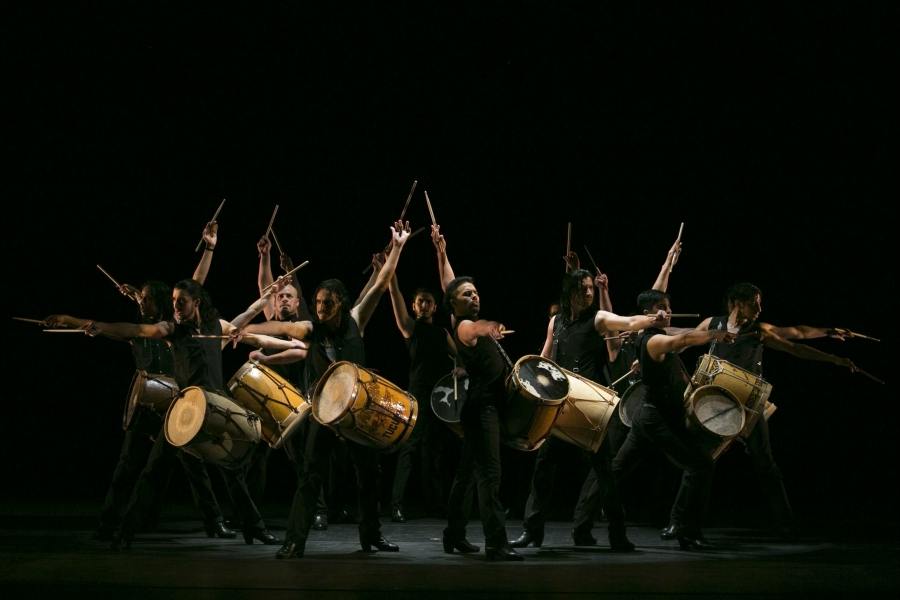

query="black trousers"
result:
[283,420,381,549]
[736,416,793,528]
[522,431,627,537]
[118,425,263,537]
[391,383,446,511]
[612,403,714,535]
[445,403,508,548]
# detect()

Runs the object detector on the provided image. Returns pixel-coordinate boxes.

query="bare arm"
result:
[351,222,411,333]
[646,327,733,362]
[456,318,508,347]
[768,324,850,341]
[595,310,666,335]
[243,319,313,341]
[432,225,455,291]
[759,323,857,370]
[44,314,170,341]
[257,236,276,320]
[652,236,682,292]
[388,275,415,339]
[249,348,309,366]
[540,316,555,358]
[354,253,384,308]
[192,221,218,285]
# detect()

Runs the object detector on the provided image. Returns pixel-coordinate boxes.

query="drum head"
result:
[690,385,745,437]
[430,372,468,424]
[315,362,358,424]
[618,381,647,428]
[513,356,568,402]
[165,387,207,447]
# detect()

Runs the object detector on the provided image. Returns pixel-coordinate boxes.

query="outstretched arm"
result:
[44,314,170,341]
[456,318,510,347]
[351,222,411,333]
[652,235,682,292]
[432,224,455,291]
[388,274,415,339]
[193,221,218,285]
[768,324,851,341]
[243,319,314,340]
[354,252,385,308]
[646,327,734,362]
[759,323,857,371]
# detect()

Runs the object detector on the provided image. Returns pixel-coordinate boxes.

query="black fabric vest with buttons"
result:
[708,315,764,375]
[551,308,608,384]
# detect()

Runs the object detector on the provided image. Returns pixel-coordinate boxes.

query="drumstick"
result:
[856,368,885,385]
[609,371,634,388]
[270,229,285,256]
[499,330,515,336]
[566,222,572,258]
[261,260,310,293]
[13,317,46,325]
[669,222,684,274]
[670,314,700,318]
[264,204,280,238]
[453,372,459,402]
[191,334,233,339]
[194,198,226,252]
[43,329,88,334]
[583,245,601,274]
[399,179,418,221]
[846,329,880,342]
[424,190,437,226]
[96,264,123,289]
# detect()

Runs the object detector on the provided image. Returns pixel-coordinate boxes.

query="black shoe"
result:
[675,528,714,551]
[572,529,597,546]
[442,534,480,554]
[391,505,407,523]
[485,545,524,561]
[110,530,132,551]
[312,512,328,530]
[509,529,544,548]
[608,529,636,552]
[361,536,399,553]
[660,524,677,540]
[275,540,304,559]
[205,521,237,539]
[333,507,355,524]
[243,527,280,545]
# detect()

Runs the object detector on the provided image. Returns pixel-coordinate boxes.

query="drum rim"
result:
[687,383,746,435]
[511,354,569,404]
[164,386,208,447]
[311,360,361,424]
[430,371,467,425]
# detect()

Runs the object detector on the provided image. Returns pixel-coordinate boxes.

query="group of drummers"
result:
[40,197,867,561]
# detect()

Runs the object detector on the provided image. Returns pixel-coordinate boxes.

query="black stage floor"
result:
[2,504,898,599]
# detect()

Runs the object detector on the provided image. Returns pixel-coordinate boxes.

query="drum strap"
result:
[491,338,514,371]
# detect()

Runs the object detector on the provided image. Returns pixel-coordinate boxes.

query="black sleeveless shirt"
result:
[551,309,608,384]
[453,319,509,409]
[169,318,226,393]
[304,316,366,394]
[408,320,453,392]
[708,315,764,375]
[638,328,691,423]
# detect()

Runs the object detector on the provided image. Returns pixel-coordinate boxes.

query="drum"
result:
[228,360,310,448]
[312,361,418,451]
[684,384,745,458]
[551,368,619,453]
[430,372,468,438]
[617,381,647,429]
[123,371,179,432]
[164,387,261,468]
[503,355,568,451]
[691,354,775,438]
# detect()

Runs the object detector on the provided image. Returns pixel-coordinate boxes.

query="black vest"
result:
[638,328,691,423]
[169,318,226,392]
[130,337,175,376]
[453,319,509,408]
[304,316,366,394]
[708,315,764,374]
[551,309,608,384]
[408,320,453,392]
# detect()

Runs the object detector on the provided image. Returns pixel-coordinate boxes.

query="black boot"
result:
[442,534,480,554]
[243,526,280,545]
[608,526,635,552]
[361,536,399,552]
[660,524,677,540]
[509,529,544,548]
[391,504,407,523]
[205,521,237,539]
[312,512,328,530]
[485,545,524,561]
[572,528,597,546]
[276,540,304,559]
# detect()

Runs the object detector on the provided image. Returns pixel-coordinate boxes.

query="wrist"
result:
[205,245,215,251]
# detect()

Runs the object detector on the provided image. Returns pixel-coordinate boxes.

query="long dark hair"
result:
[724,282,761,312]
[314,279,351,324]
[174,279,220,330]
[141,280,172,322]
[559,268,593,322]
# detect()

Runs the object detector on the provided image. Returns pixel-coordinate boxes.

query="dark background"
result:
[5,4,896,531]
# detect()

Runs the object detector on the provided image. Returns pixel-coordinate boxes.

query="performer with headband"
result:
[661,282,858,540]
